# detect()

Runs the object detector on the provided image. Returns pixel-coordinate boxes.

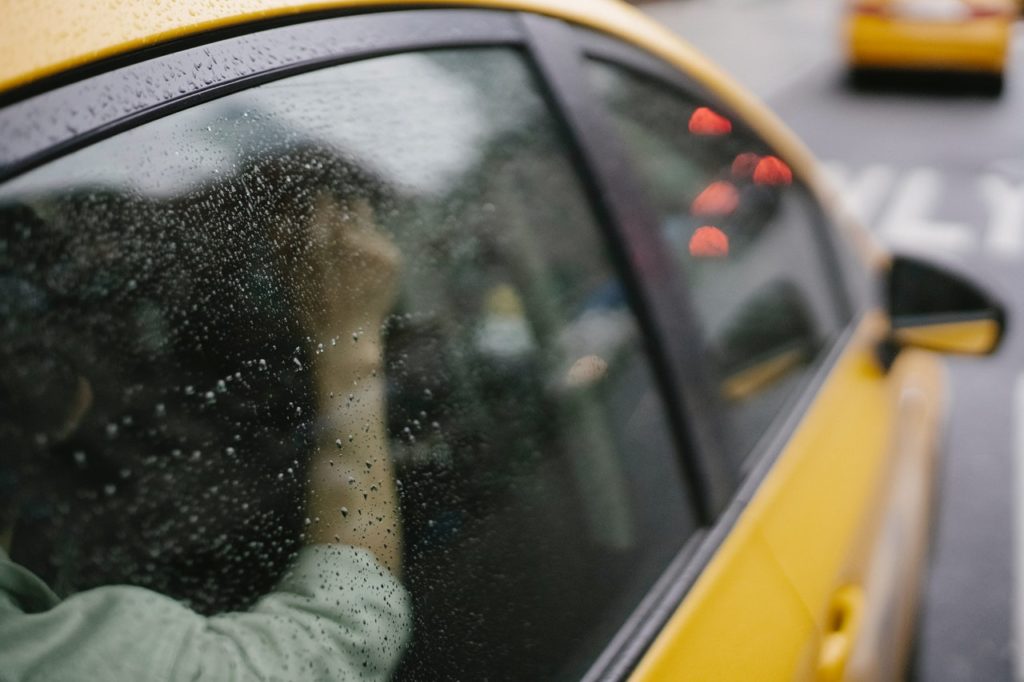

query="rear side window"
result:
[0,47,697,680]
[587,59,849,466]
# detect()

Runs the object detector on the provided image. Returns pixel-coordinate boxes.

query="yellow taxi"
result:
[0,1,1006,680]
[845,0,1016,93]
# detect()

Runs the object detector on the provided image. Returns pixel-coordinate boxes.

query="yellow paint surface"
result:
[847,13,1011,72]
[632,313,946,680]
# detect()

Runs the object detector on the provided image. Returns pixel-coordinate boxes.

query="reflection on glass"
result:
[0,48,696,680]
[588,58,847,465]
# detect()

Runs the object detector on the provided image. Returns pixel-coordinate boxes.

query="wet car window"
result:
[0,48,698,680]
[588,59,849,466]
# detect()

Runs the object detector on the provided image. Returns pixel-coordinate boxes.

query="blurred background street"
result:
[638,0,1024,679]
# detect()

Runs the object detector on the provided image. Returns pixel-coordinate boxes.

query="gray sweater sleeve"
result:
[0,545,411,682]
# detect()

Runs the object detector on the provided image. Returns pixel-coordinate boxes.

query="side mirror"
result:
[887,255,1006,356]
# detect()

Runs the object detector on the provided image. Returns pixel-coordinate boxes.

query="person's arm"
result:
[300,193,403,575]
[305,337,402,575]
[0,544,410,681]
[0,191,410,682]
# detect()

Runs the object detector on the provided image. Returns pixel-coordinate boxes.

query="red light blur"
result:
[689,107,732,135]
[689,226,730,258]
[691,181,740,216]
[753,156,793,186]
[731,153,760,179]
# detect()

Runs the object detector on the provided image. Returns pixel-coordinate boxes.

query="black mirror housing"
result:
[886,255,1006,356]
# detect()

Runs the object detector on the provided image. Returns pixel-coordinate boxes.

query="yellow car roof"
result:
[1,0,690,94]
[0,0,803,157]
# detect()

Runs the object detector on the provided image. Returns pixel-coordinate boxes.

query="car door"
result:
[522,19,948,681]
[0,9,714,681]
[0,5,947,681]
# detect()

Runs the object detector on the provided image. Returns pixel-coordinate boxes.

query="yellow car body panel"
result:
[628,527,820,679]
[631,313,946,681]
[2,2,945,679]
[847,13,1011,73]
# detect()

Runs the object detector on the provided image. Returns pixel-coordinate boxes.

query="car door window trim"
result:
[0,9,523,183]
[522,12,737,521]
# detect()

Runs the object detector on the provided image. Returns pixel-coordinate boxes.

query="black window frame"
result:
[568,26,864,474]
[0,8,730,681]
[525,20,871,679]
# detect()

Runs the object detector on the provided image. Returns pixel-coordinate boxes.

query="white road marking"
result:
[876,167,975,253]
[980,174,1024,259]
[826,161,1024,260]
[1013,373,1024,681]
[823,161,896,226]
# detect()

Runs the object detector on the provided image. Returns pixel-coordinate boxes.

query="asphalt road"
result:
[643,1,1024,679]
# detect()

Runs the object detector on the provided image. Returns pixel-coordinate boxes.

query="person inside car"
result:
[0,148,410,681]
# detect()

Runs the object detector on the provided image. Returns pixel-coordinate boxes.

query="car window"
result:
[587,58,849,467]
[0,47,698,680]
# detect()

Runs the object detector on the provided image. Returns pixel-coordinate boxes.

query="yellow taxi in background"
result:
[845,0,1016,94]
[0,1,1007,680]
